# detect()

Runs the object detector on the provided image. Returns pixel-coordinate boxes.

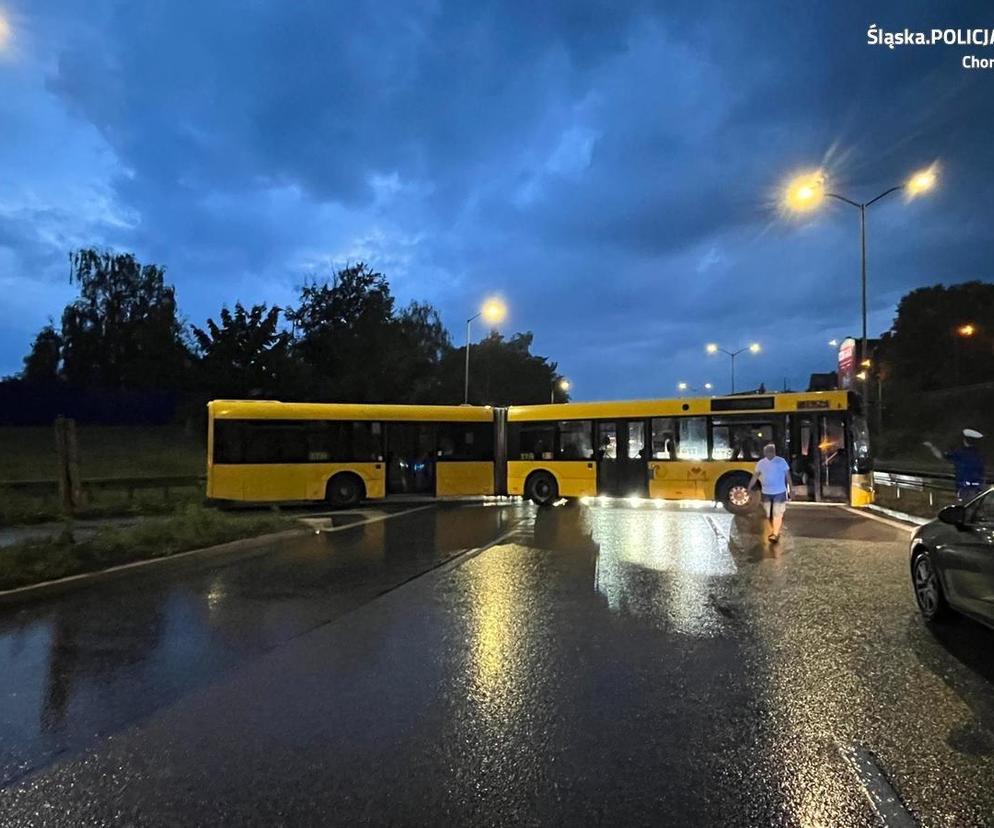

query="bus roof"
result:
[507,390,851,422]
[208,400,495,422]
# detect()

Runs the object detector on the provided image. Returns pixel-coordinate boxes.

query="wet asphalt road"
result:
[1,501,993,825]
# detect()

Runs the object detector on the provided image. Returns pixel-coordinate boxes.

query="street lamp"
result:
[828,339,839,348]
[551,378,570,403]
[464,297,507,405]
[678,381,713,395]
[706,343,760,393]
[783,164,937,362]
[958,323,976,337]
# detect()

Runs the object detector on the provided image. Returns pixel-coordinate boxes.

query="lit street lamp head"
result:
[705,343,718,354]
[784,170,826,212]
[559,379,570,392]
[906,166,937,197]
[480,297,507,325]
[958,323,976,337]
[748,343,761,353]
[703,382,713,391]
[677,382,688,391]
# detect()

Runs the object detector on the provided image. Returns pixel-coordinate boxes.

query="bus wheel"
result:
[326,473,364,509]
[526,472,558,507]
[717,474,753,515]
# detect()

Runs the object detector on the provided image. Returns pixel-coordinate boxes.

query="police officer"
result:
[923,429,986,501]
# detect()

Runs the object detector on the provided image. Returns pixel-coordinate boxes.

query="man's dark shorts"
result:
[761,492,788,519]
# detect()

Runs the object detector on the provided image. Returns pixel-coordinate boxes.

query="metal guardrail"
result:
[0,476,205,498]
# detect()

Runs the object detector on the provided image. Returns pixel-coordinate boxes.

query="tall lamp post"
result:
[706,343,760,394]
[464,297,507,405]
[551,378,570,403]
[784,166,937,363]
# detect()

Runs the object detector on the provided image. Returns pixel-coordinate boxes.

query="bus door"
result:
[385,422,436,495]
[819,413,849,501]
[596,420,648,497]
[595,421,618,494]
[788,415,819,502]
[621,420,650,497]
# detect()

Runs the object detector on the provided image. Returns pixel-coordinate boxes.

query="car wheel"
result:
[718,474,754,515]
[912,550,950,622]
[326,473,363,509]
[526,472,558,507]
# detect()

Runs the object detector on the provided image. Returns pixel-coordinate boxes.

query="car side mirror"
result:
[938,504,966,527]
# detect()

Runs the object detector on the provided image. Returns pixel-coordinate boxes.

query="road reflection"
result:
[0,503,519,785]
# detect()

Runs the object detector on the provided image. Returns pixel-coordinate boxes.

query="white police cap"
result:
[963,428,984,439]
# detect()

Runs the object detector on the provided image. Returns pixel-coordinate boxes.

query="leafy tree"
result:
[22,323,62,382]
[59,250,190,390]
[286,263,397,401]
[191,303,292,398]
[880,281,994,391]
[437,331,565,405]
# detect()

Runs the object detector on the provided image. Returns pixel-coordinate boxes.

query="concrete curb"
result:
[0,528,310,608]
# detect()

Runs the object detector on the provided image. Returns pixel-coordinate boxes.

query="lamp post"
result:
[706,343,760,394]
[551,378,570,403]
[464,297,507,405]
[784,165,937,363]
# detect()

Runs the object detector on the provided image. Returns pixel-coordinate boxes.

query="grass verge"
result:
[0,505,296,592]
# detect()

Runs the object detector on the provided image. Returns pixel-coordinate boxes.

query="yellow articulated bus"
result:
[505,390,871,512]
[207,390,871,512]
[207,400,496,508]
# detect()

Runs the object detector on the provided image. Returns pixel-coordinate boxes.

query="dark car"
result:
[910,488,994,628]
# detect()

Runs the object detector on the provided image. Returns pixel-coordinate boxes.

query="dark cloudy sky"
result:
[1,1,992,399]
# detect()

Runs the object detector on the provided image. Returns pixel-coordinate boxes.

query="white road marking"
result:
[842,506,918,535]
[839,744,917,827]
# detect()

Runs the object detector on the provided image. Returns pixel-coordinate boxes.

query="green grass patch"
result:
[0,505,296,592]
[1,486,206,527]
[0,424,204,481]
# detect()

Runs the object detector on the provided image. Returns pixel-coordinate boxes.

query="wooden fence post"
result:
[54,416,84,515]
[65,418,84,509]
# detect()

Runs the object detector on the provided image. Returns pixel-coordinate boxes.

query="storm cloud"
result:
[1,0,992,397]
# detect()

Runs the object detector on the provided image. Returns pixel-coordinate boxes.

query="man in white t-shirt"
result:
[748,443,791,543]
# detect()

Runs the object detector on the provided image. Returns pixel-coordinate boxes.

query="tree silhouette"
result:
[192,303,292,398]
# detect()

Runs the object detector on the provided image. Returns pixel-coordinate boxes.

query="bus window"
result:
[517,423,555,460]
[596,422,617,460]
[711,419,772,461]
[352,421,383,461]
[558,421,593,460]
[677,417,707,460]
[627,421,646,459]
[243,422,309,464]
[437,422,493,460]
[651,418,676,460]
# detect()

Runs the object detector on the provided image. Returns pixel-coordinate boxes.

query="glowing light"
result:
[906,166,937,197]
[860,359,871,368]
[855,370,867,380]
[828,339,839,347]
[480,297,507,324]
[677,381,688,391]
[706,343,719,354]
[704,382,713,391]
[784,170,826,211]
[749,342,761,353]
[958,323,976,337]
[559,378,570,391]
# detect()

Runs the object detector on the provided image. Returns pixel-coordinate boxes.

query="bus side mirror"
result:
[938,504,966,527]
